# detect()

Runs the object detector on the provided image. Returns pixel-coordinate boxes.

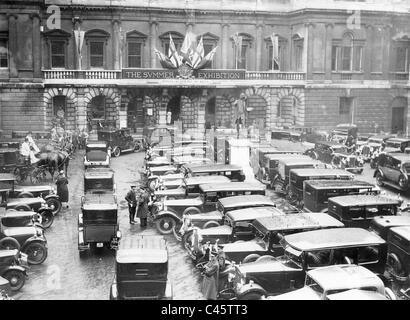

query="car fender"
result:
[21,238,47,252]
[110,283,118,300]
[237,282,267,298]
[155,210,182,223]
[44,194,59,201]
[2,265,27,276]
[374,169,384,178]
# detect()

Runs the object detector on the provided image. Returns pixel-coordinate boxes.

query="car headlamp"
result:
[116,230,122,239]
[36,228,43,237]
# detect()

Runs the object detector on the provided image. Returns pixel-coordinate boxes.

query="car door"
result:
[388,157,402,184]
[382,156,396,182]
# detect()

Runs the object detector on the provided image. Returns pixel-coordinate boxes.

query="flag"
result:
[191,36,205,69]
[168,34,182,68]
[154,48,177,69]
[180,31,197,64]
[232,33,243,69]
[195,46,217,70]
[270,33,279,70]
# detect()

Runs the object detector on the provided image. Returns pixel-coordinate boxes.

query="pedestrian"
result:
[136,186,150,228]
[125,185,137,225]
[55,170,69,208]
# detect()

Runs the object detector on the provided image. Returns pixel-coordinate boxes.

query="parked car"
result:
[148,173,186,191]
[270,265,395,300]
[0,210,43,230]
[181,164,246,182]
[271,128,291,140]
[304,141,348,164]
[226,228,387,299]
[330,124,358,143]
[84,140,110,168]
[369,216,410,240]
[109,235,172,300]
[287,168,354,206]
[97,128,138,157]
[0,249,28,291]
[384,137,410,153]
[303,179,380,213]
[328,195,400,229]
[221,212,344,264]
[374,153,410,191]
[288,126,327,143]
[154,182,266,235]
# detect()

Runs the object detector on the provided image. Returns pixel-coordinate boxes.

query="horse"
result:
[36,140,73,179]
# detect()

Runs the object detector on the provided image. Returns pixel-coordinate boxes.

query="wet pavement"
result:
[11,138,410,300]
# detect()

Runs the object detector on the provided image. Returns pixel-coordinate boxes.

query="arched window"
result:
[332,32,363,72]
[53,95,66,117]
[90,95,106,119]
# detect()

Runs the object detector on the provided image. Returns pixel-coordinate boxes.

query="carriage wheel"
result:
[30,167,46,184]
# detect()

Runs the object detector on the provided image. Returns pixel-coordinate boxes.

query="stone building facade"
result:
[1,0,410,136]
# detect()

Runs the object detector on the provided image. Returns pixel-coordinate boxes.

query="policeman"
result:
[125,185,137,225]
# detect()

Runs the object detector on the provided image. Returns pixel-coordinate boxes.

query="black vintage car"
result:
[227,228,387,299]
[110,235,172,300]
[0,249,28,291]
[370,216,410,241]
[221,213,344,264]
[374,153,410,191]
[330,124,358,143]
[303,179,380,213]
[79,168,120,255]
[84,140,110,168]
[384,137,410,153]
[287,168,354,206]
[98,128,138,157]
[288,127,328,143]
[327,195,400,229]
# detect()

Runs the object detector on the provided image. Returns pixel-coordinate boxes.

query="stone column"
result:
[382,25,392,79]
[306,23,315,80]
[325,23,334,81]
[31,14,41,79]
[364,25,373,79]
[112,19,121,70]
[150,21,158,68]
[256,23,263,71]
[221,24,229,69]
[7,14,18,79]
[73,18,82,70]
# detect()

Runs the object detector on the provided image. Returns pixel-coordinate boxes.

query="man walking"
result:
[136,186,150,228]
[125,185,137,225]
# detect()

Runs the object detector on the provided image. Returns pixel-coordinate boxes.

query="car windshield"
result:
[85,179,113,191]
[305,275,324,296]
[326,286,378,297]
[83,210,117,223]
[368,138,382,144]
[283,244,303,267]
[402,163,410,173]
[386,142,401,148]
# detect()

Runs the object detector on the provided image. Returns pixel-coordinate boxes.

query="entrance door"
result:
[166,97,181,124]
[127,98,144,133]
[205,97,216,129]
[392,107,405,134]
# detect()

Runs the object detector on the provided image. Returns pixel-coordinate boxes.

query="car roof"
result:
[385,153,410,162]
[218,195,275,208]
[0,173,16,181]
[326,289,387,300]
[304,179,375,189]
[264,154,309,160]
[253,213,343,232]
[329,195,401,207]
[187,164,242,173]
[84,169,114,179]
[0,148,18,153]
[226,207,285,222]
[307,265,383,293]
[290,168,354,178]
[389,226,410,241]
[86,140,107,146]
[284,228,385,251]
[184,175,231,186]
[371,216,410,228]
[0,210,35,218]
[117,236,168,263]
[279,158,322,166]
[82,203,117,211]
[199,182,265,193]
[386,137,410,143]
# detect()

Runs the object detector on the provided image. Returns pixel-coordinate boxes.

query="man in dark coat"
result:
[136,187,150,228]
[125,185,137,225]
[55,170,69,208]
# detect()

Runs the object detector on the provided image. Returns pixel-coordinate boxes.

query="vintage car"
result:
[270,265,395,300]
[287,168,354,206]
[148,173,186,191]
[303,179,380,213]
[226,228,387,299]
[384,137,410,153]
[0,210,43,231]
[0,249,28,291]
[369,216,410,240]
[0,213,48,265]
[79,168,120,255]
[256,153,312,186]
[146,165,179,178]
[327,195,400,229]
[154,175,231,200]
[184,207,287,263]
[330,124,358,143]
[181,164,246,182]
[110,235,172,300]
[97,128,138,157]
[220,213,344,264]
[304,141,348,164]
[271,158,326,192]
[0,173,61,216]
[374,153,410,191]
[84,140,110,168]
[271,128,291,140]
[288,127,328,143]
[154,182,266,235]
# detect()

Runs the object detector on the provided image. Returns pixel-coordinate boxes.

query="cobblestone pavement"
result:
[10,138,410,300]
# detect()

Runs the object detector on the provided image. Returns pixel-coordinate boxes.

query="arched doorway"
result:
[278,95,298,127]
[127,97,144,133]
[246,95,267,128]
[205,97,216,129]
[391,97,407,134]
[89,95,106,120]
[166,96,181,124]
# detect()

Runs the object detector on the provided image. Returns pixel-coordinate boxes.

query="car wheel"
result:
[375,172,384,187]
[203,221,219,229]
[112,147,121,157]
[79,250,87,259]
[155,216,176,235]
[182,207,201,216]
[0,237,21,251]
[39,210,54,229]
[14,204,31,211]
[46,198,62,215]
[242,254,261,264]
[148,179,158,192]
[387,253,406,279]
[134,142,141,152]
[239,292,262,300]
[255,255,275,263]
[24,241,48,265]
[399,176,408,189]
[3,270,25,291]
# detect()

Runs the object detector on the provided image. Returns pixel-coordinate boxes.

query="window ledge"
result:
[331,71,364,74]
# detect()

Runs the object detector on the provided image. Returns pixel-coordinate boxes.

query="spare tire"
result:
[17,192,34,198]
[14,204,32,211]
[203,221,220,229]
[0,237,21,251]
[255,255,275,263]
[242,254,261,264]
